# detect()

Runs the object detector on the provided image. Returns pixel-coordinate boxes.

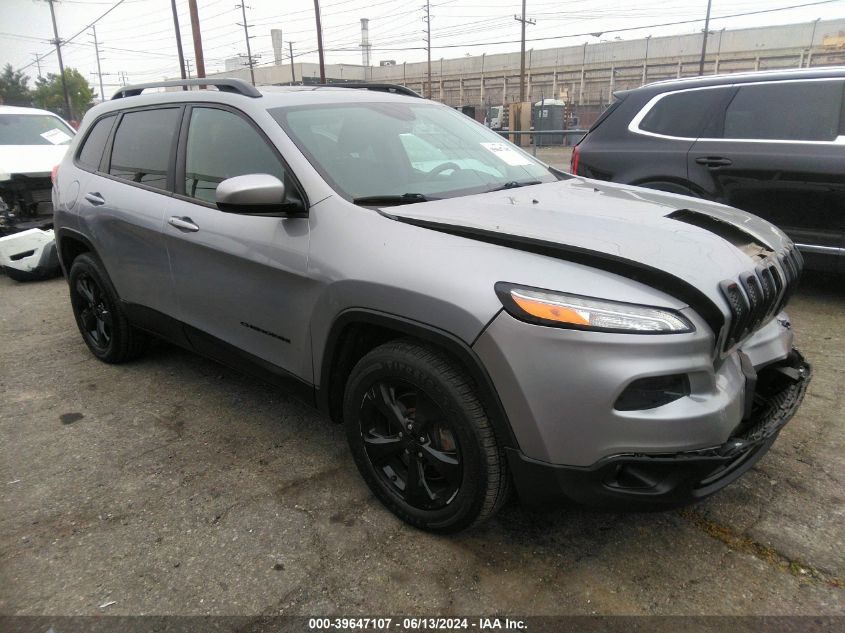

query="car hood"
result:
[387,178,794,332]
[0,145,69,181]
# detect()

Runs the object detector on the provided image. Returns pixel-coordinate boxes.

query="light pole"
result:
[642,35,651,86]
[698,0,713,75]
[169,0,187,86]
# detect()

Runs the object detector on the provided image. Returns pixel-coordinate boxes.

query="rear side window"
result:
[77,115,115,171]
[183,107,285,204]
[108,108,180,191]
[639,88,730,138]
[722,80,844,141]
[587,96,624,133]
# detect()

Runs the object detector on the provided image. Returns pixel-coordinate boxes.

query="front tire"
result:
[68,253,147,363]
[343,340,510,533]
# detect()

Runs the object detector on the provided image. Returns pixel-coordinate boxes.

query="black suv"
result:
[572,68,845,272]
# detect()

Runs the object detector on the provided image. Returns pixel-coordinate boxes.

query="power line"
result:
[366,0,845,51]
[17,0,129,74]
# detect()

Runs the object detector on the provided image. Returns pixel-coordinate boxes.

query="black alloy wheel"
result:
[68,253,147,363]
[73,272,113,351]
[359,379,462,510]
[344,340,510,533]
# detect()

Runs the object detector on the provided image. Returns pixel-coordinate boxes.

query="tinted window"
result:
[109,108,179,190]
[639,88,730,138]
[723,80,844,141]
[184,107,284,204]
[77,116,114,171]
[588,96,624,132]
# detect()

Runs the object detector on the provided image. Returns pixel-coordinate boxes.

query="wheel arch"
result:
[317,308,519,451]
[55,228,97,277]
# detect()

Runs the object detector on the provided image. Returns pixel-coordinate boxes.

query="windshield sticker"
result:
[40,128,72,145]
[480,142,533,166]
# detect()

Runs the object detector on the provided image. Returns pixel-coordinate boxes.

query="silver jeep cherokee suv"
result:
[53,78,810,533]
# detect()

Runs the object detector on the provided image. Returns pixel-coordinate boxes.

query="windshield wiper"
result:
[353,193,433,207]
[486,179,543,192]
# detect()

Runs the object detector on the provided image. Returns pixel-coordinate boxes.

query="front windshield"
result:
[270,101,557,201]
[0,114,74,146]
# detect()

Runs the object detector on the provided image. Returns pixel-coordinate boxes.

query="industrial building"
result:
[205,18,845,126]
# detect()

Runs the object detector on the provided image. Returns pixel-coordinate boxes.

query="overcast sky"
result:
[1,0,843,98]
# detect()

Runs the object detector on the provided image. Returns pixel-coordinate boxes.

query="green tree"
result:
[0,63,32,106]
[33,68,94,122]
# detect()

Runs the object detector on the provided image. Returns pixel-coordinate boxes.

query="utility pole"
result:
[33,52,43,79]
[45,0,73,121]
[313,0,326,83]
[185,59,193,79]
[289,41,296,84]
[424,0,431,99]
[187,0,206,79]
[91,25,105,101]
[514,0,535,103]
[237,2,256,85]
[170,0,187,87]
[806,17,821,67]
[698,0,712,75]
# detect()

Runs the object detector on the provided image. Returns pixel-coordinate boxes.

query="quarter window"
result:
[639,88,731,138]
[722,81,844,142]
[184,107,285,204]
[108,108,180,190]
[77,115,115,171]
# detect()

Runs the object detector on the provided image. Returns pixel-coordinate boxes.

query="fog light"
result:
[615,374,690,411]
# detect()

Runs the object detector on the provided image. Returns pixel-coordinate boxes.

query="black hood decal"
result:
[394,215,725,335]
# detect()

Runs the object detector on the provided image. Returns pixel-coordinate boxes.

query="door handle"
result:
[168,216,200,232]
[695,156,733,168]
[84,192,105,206]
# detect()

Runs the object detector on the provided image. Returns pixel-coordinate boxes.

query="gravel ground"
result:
[0,269,843,617]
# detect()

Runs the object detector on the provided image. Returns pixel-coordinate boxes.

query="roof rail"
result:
[112,78,261,100]
[321,83,422,98]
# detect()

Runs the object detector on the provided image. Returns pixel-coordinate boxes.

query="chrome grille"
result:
[719,247,803,351]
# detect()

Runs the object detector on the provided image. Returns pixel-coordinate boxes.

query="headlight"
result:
[495,283,694,334]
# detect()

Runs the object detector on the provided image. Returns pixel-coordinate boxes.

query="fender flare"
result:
[54,227,99,277]
[317,308,520,450]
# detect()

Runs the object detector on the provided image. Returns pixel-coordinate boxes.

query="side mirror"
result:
[215,174,303,216]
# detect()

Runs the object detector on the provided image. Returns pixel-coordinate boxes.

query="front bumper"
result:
[0,228,60,280]
[507,349,811,509]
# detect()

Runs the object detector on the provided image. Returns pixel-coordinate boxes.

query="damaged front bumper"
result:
[0,228,60,281]
[507,349,811,510]
[0,175,55,236]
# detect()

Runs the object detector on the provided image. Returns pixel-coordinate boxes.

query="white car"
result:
[0,105,74,279]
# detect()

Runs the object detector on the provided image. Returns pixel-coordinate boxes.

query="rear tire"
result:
[68,253,148,363]
[343,339,510,533]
